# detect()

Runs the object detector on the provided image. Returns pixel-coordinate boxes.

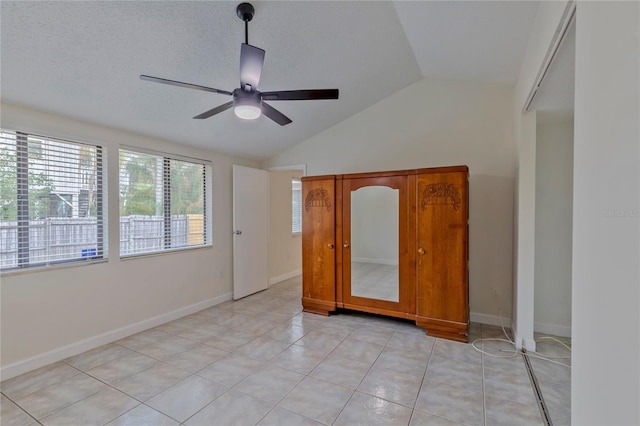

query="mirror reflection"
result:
[350,186,399,302]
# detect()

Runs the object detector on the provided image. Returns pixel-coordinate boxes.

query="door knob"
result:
[328,243,335,249]
[344,241,350,248]
[418,247,425,255]
[233,230,242,235]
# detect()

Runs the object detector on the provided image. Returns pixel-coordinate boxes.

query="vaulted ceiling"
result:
[0,1,539,161]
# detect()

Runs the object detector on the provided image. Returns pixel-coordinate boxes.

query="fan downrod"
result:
[236,3,254,22]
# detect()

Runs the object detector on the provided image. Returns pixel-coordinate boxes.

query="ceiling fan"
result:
[140,2,339,126]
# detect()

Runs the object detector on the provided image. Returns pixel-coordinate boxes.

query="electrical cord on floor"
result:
[470,292,572,368]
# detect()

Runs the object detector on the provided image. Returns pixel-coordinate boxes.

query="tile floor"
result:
[528,335,572,426]
[1,276,568,425]
[351,262,399,302]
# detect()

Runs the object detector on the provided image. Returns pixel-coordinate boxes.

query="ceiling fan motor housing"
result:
[233,88,262,119]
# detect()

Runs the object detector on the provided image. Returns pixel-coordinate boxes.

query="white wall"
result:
[266,77,516,324]
[268,169,303,284]
[515,1,640,423]
[513,0,572,350]
[534,115,573,337]
[0,103,259,378]
[572,2,639,424]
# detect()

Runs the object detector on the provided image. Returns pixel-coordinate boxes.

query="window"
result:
[292,177,302,234]
[119,148,210,256]
[0,130,104,271]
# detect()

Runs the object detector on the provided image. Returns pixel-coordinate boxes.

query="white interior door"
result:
[233,165,269,299]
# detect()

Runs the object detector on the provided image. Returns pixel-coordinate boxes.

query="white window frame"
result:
[292,177,302,235]
[118,146,212,258]
[0,129,105,272]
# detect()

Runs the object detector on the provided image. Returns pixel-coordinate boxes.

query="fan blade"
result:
[140,75,233,96]
[261,89,339,101]
[193,101,234,119]
[262,102,292,126]
[240,44,265,90]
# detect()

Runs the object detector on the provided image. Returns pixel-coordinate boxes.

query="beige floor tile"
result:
[112,363,191,402]
[65,344,134,372]
[233,336,291,361]
[415,379,484,426]
[156,344,229,373]
[485,394,544,426]
[86,352,158,385]
[115,329,172,350]
[264,323,308,343]
[1,362,81,399]
[334,391,413,426]
[425,354,483,392]
[145,375,228,422]
[105,404,179,426]
[387,330,436,353]
[538,379,571,425]
[40,387,139,426]
[296,330,346,355]
[202,329,260,351]
[348,325,395,346]
[184,389,274,426]
[173,324,227,342]
[12,372,107,420]
[278,376,353,425]
[218,312,257,329]
[257,406,323,426]
[5,276,569,426]
[0,394,37,426]
[373,346,430,377]
[135,335,198,359]
[484,366,538,407]
[232,319,281,337]
[315,321,358,338]
[289,313,330,329]
[196,353,265,387]
[269,344,327,374]
[332,337,385,364]
[481,341,527,376]
[409,410,465,425]
[357,365,423,407]
[527,355,571,386]
[433,339,481,365]
[233,365,304,403]
[309,353,372,389]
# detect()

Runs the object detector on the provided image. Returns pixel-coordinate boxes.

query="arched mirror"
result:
[350,186,399,302]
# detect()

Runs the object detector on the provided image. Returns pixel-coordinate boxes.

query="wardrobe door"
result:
[342,175,415,319]
[301,176,337,315]
[415,168,469,341]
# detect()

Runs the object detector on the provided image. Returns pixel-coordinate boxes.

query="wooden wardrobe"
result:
[301,166,469,342]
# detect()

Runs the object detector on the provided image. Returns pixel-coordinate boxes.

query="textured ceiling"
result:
[1,1,539,161]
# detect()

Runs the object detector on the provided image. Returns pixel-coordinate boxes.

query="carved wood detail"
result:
[305,188,332,212]
[420,183,461,211]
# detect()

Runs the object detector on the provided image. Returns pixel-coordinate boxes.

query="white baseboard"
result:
[0,293,232,381]
[534,321,571,338]
[269,270,301,286]
[351,257,398,266]
[469,312,511,328]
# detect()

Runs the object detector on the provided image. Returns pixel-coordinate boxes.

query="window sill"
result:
[1,258,109,277]
[119,244,213,261]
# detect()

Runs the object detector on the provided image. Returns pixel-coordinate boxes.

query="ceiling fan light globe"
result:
[234,104,261,120]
